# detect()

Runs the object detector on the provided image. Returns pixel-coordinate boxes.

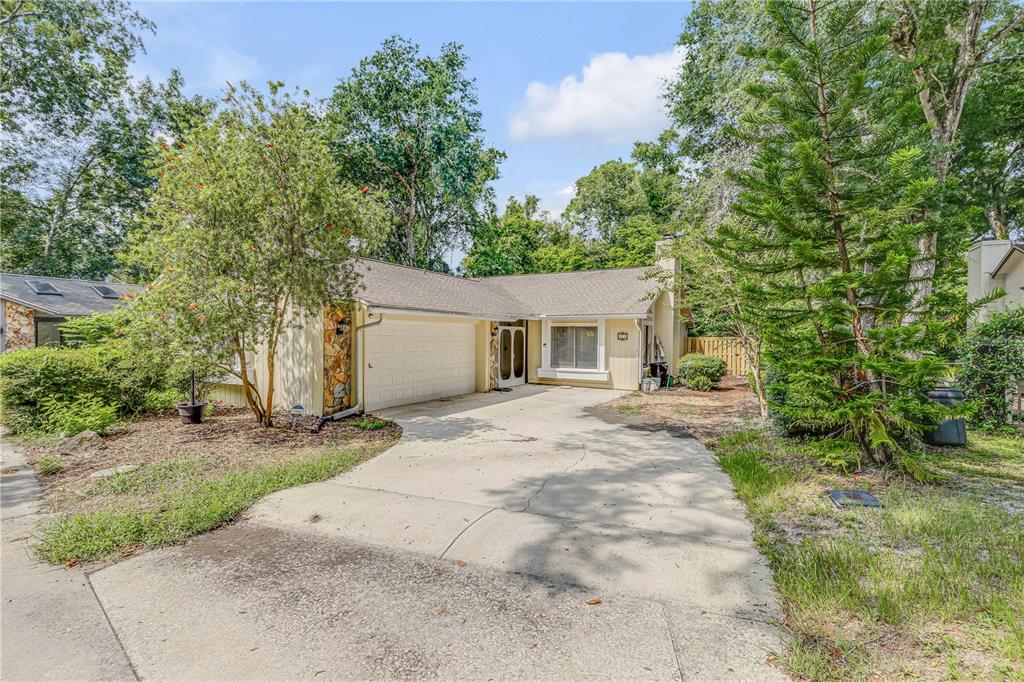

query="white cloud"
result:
[509,48,683,143]
[203,48,261,90]
[537,184,576,216]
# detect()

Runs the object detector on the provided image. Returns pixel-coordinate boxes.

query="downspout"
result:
[311,307,384,432]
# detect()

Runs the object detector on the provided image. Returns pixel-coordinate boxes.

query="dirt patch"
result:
[22,408,401,514]
[594,376,762,443]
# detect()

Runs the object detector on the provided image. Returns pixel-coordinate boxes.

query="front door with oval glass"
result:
[498,326,525,388]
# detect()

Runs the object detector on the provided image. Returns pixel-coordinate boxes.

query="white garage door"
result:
[365,319,477,410]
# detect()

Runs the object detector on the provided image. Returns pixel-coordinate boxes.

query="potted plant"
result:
[177,368,207,424]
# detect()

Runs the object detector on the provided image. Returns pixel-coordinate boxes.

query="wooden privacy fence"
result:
[684,336,749,375]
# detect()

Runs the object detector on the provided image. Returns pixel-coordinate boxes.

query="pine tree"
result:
[713,0,952,467]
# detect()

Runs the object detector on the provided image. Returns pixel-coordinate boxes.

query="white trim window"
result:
[538,320,608,381]
[551,325,598,369]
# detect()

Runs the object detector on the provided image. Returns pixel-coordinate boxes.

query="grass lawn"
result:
[19,408,400,564]
[605,383,1023,680]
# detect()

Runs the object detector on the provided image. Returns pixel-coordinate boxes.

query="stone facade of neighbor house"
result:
[3,300,34,352]
[323,306,354,415]
[488,321,499,390]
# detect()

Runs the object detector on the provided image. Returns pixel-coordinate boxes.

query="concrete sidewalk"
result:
[0,440,135,682]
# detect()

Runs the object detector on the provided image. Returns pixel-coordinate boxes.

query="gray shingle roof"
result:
[1,273,142,317]
[483,268,661,317]
[353,261,528,318]
[353,260,661,319]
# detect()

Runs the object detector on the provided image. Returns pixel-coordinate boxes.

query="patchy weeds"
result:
[24,409,400,564]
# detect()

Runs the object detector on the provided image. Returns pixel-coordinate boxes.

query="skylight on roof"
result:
[90,284,122,299]
[26,280,61,295]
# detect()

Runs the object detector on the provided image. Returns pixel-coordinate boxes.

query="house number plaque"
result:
[617,331,629,341]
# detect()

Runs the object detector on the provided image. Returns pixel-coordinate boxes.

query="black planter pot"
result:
[177,402,207,425]
[923,386,967,447]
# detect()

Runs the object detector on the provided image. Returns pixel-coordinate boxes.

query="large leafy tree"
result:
[0,0,152,165]
[666,0,1023,340]
[129,83,387,426]
[1,72,215,278]
[327,36,504,271]
[561,146,682,269]
[948,19,1024,239]
[889,0,1024,311]
[717,0,954,468]
[462,196,544,277]
[665,0,770,168]
[0,1,215,279]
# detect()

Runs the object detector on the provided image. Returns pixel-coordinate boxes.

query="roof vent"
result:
[25,280,62,295]
[90,284,122,299]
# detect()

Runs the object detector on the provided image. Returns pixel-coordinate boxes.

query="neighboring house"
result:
[0,274,141,353]
[967,239,1024,323]
[211,242,690,416]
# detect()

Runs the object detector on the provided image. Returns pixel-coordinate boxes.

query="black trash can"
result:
[923,386,967,446]
[649,362,669,387]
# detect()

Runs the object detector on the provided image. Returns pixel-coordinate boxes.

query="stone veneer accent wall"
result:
[488,321,499,391]
[3,300,35,352]
[323,306,354,415]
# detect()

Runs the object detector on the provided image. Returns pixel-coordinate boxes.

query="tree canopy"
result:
[128,83,387,426]
[0,1,215,279]
[327,36,504,271]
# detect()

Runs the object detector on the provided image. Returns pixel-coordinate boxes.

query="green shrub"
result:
[0,346,116,432]
[353,417,388,430]
[39,394,119,436]
[958,307,1024,427]
[763,360,821,437]
[800,438,862,472]
[688,375,714,391]
[140,388,179,413]
[37,456,64,476]
[0,319,207,432]
[677,353,726,388]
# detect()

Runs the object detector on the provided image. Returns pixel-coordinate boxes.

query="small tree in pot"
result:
[129,82,386,426]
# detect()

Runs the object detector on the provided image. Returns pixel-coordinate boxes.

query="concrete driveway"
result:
[89,385,786,680]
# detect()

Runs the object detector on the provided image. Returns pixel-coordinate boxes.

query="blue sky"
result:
[131,1,692,265]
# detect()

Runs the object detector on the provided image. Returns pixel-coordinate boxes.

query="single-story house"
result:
[967,239,1024,324]
[0,274,141,353]
[212,241,690,416]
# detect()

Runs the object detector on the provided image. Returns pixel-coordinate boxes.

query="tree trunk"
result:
[264,350,275,428]
[985,204,1008,240]
[234,336,265,424]
[895,2,1024,319]
[405,184,417,265]
[742,332,768,422]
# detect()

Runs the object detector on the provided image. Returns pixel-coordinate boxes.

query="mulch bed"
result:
[598,376,763,442]
[23,408,401,511]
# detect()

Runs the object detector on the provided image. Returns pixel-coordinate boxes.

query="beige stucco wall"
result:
[968,241,1024,324]
[263,308,324,415]
[652,289,684,370]
[209,382,248,408]
[2,300,35,352]
[207,299,667,413]
[527,318,640,391]
[1004,253,1024,312]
